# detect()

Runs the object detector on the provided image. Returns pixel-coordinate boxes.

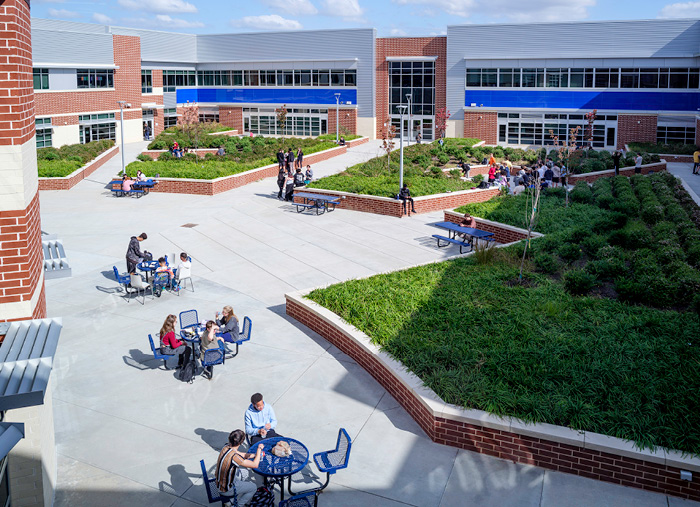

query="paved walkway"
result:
[667,161,700,206]
[40,142,699,506]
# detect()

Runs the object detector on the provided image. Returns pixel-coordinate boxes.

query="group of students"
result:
[277,163,314,201]
[120,170,151,192]
[159,304,240,379]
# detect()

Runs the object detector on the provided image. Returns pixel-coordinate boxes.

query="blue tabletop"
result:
[137,261,159,271]
[433,221,494,239]
[253,437,309,478]
[295,192,339,202]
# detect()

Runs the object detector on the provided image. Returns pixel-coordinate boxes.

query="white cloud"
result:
[231,14,303,30]
[262,0,318,15]
[390,28,407,35]
[117,0,198,14]
[48,8,81,19]
[321,0,365,21]
[658,1,700,18]
[155,14,204,28]
[393,0,475,17]
[92,13,113,24]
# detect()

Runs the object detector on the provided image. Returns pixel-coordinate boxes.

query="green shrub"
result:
[534,252,559,274]
[437,154,450,166]
[136,153,153,162]
[581,159,606,173]
[609,220,651,249]
[586,257,626,279]
[628,142,698,155]
[557,242,582,262]
[564,269,597,295]
[472,174,484,185]
[37,140,113,177]
[581,234,608,256]
[449,169,462,179]
[570,182,593,204]
[429,166,444,178]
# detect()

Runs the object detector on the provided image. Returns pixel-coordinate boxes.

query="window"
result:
[141,70,152,94]
[79,114,116,143]
[199,112,219,123]
[77,69,114,89]
[36,118,52,148]
[657,125,696,144]
[389,59,435,117]
[499,69,520,88]
[163,70,196,92]
[620,68,639,88]
[164,108,178,129]
[33,68,49,90]
[546,68,568,88]
[521,68,544,88]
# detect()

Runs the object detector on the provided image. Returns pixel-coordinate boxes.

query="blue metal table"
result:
[253,437,309,501]
[137,260,159,281]
[432,221,495,250]
[293,192,340,215]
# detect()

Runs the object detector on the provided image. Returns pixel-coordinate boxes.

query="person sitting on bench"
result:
[122,175,133,192]
[459,213,476,240]
[304,165,313,185]
[398,183,416,216]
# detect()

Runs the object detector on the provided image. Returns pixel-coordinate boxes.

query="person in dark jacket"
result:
[276,167,286,200]
[293,168,305,187]
[398,183,416,216]
[277,148,285,170]
[126,233,148,273]
[286,148,295,175]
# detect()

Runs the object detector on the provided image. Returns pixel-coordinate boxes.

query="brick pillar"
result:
[0,0,46,323]
[464,111,497,144]
[219,106,243,132]
[617,114,657,149]
[328,108,357,137]
[695,117,700,147]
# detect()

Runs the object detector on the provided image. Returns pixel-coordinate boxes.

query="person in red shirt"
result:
[160,314,187,368]
[488,165,497,185]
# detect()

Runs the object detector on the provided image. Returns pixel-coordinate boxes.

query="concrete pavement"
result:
[40,141,700,506]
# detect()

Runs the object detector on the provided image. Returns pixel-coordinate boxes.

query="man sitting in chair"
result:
[245,393,281,445]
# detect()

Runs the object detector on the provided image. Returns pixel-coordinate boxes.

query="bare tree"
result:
[549,125,581,207]
[519,180,542,282]
[380,118,397,169]
[181,102,201,149]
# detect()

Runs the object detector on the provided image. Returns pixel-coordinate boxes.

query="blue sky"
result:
[32,0,700,36]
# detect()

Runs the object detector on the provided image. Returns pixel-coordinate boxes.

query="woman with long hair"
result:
[215,429,264,505]
[215,305,240,342]
[159,314,187,368]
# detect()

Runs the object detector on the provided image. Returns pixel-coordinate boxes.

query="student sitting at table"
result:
[284,173,295,202]
[122,174,133,192]
[155,257,174,282]
[293,168,305,187]
[174,252,191,290]
[136,170,147,182]
[304,165,313,185]
[200,321,224,380]
[245,393,282,445]
[159,314,188,369]
[458,213,477,241]
[216,429,264,506]
[215,305,239,340]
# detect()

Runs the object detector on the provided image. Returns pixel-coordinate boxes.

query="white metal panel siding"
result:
[163,93,177,108]
[110,28,197,63]
[32,29,114,66]
[31,18,109,34]
[143,61,197,71]
[48,69,77,91]
[447,19,700,119]
[195,29,376,117]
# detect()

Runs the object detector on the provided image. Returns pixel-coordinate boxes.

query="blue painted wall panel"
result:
[463,90,700,112]
[177,88,358,106]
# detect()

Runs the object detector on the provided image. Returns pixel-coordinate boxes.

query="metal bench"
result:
[199,459,236,506]
[432,234,472,254]
[148,334,172,370]
[42,236,72,279]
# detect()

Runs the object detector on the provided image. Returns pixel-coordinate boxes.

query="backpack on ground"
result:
[248,486,274,507]
[178,347,195,383]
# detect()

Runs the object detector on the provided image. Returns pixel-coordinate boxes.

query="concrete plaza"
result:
[39,141,699,506]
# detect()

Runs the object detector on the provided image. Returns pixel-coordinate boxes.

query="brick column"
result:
[219,106,243,132]
[695,117,700,147]
[464,111,498,144]
[327,107,357,137]
[617,114,657,149]
[0,0,46,323]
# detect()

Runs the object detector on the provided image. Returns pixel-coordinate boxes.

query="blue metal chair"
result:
[113,266,130,293]
[279,490,319,507]
[200,459,237,506]
[312,428,352,491]
[201,342,225,379]
[180,310,199,331]
[218,316,252,358]
[148,334,172,370]
[152,272,171,297]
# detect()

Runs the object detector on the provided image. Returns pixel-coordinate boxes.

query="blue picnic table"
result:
[293,192,341,215]
[431,221,495,253]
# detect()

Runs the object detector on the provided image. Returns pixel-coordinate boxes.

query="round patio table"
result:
[253,437,309,501]
[137,260,159,281]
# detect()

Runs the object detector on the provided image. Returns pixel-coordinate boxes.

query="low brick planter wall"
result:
[346,137,369,148]
[285,290,700,502]
[660,154,693,163]
[142,148,220,159]
[145,145,347,196]
[294,187,499,218]
[38,146,120,191]
[569,161,667,184]
[443,210,542,244]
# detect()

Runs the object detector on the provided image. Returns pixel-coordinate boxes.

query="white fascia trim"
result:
[33,63,119,69]
[386,56,439,62]
[196,102,359,109]
[208,58,359,64]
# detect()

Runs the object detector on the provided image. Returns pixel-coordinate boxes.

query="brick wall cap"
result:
[37,145,119,181]
[569,161,667,179]
[413,187,499,201]
[584,432,667,466]
[444,210,544,239]
[510,419,585,447]
[440,405,511,432]
[665,450,700,471]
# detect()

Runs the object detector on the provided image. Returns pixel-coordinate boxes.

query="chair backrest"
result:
[113,266,120,281]
[240,316,252,342]
[179,309,199,330]
[148,334,157,354]
[153,272,169,286]
[177,259,192,280]
[199,459,222,503]
[130,273,147,289]
[202,345,225,367]
[334,428,352,470]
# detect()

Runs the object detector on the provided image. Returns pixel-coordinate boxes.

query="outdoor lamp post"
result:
[406,93,412,146]
[117,101,131,176]
[397,104,407,190]
[334,93,341,143]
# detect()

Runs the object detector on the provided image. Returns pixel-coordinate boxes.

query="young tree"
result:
[380,118,397,169]
[275,104,288,135]
[435,107,451,140]
[519,179,542,282]
[549,125,581,206]
[181,102,201,149]
[584,109,597,155]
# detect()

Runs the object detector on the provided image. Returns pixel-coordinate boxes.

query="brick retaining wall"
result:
[346,137,369,148]
[443,210,541,244]
[569,161,666,184]
[38,145,120,191]
[294,187,499,218]
[659,154,693,163]
[145,144,348,196]
[285,292,700,502]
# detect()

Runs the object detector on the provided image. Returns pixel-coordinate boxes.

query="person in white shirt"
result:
[552,165,561,187]
[175,252,191,291]
[635,154,643,174]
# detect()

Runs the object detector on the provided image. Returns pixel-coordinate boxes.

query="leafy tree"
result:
[435,107,451,140]
[275,104,288,135]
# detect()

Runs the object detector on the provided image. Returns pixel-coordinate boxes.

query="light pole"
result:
[397,104,407,190]
[117,101,131,176]
[406,93,412,146]
[334,93,341,143]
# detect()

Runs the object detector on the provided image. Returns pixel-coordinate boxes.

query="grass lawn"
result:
[129,136,336,180]
[37,140,115,177]
[307,172,700,454]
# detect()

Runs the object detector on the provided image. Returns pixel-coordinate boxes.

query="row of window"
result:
[244,114,328,137]
[77,69,114,89]
[389,60,436,117]
[196,69,357,88]
[497,112,618,121]
[466,67,700,89]
[36,118,52,148]
[242,107,329,114]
